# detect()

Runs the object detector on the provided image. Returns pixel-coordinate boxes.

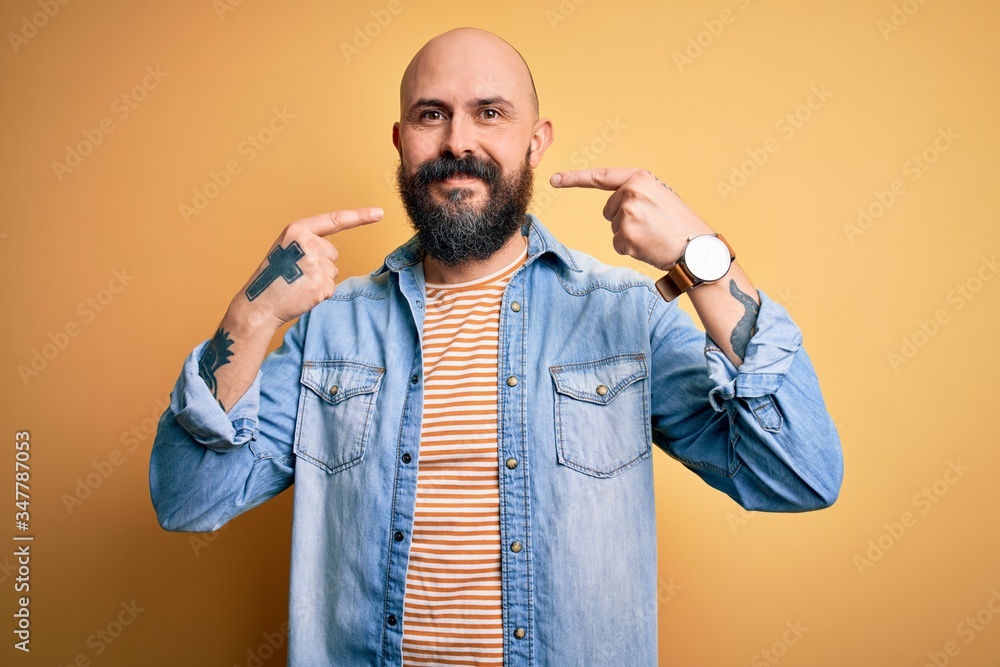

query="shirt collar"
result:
[369,213,581,277]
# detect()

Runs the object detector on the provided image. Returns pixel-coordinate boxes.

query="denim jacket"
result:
[149,213,843,666]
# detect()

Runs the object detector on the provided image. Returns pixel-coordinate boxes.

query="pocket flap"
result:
[300,361,385,405]
[550,353,647,405]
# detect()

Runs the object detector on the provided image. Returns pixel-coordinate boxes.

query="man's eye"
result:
[420,110,444,121]
[481,109,500,120]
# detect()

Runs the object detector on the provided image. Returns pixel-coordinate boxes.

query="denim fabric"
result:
[149,214,842,666]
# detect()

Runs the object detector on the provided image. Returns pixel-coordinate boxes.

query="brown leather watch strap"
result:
[654,269,690,302]
[654,233,735,302]
[715,233,736,262]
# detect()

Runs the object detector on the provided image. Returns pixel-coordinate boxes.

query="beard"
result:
[396,149,534,267]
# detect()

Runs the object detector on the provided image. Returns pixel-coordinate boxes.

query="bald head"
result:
[399,28,539,120]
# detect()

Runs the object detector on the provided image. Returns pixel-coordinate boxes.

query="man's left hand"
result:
[550,168,715,271]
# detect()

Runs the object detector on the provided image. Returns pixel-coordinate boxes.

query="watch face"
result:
[684,235,731,282]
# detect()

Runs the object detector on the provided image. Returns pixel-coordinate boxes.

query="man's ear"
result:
[527,118,554,168]
[392,122,401,155]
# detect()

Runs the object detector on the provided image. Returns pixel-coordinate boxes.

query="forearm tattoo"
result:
[246,241,305,301]
[198,327,235,409]
[729,279,759,361]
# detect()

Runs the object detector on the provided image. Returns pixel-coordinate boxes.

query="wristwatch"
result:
[654,233,735,302]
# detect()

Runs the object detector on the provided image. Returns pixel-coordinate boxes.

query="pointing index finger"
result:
[550,168,641,190]
[299,207,384,236]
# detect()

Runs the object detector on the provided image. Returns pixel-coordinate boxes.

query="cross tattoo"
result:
[245,241,305,301]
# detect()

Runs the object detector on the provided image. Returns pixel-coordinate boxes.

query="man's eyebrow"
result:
[470,97,514,110]
[411,98,449,110]
[408,97,516,112]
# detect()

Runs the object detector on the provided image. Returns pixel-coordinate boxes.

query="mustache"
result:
[413,154,501,186]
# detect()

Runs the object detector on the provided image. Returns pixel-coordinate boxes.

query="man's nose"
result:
[440,115,477,157]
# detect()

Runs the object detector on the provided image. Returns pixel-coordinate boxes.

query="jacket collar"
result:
[369,213,581,277]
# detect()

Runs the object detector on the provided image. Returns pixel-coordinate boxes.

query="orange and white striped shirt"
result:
[401,239,528,666]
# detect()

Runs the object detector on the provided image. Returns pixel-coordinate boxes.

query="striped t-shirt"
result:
[401,238,528,666]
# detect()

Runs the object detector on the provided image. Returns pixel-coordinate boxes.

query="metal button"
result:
[506,376,518,387]
[387,614,397,626]
[416,300,423,309]
[410,374,419,384]
[401,453,412,464]
[510,541,522,553]
[510,301,521,312]
[596,384,608,396]
[394,530,404,542]
[329,385,339,396]
[513,627,526,639]
[505,457,518,470]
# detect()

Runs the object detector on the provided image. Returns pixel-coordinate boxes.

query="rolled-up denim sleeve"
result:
[648,288,843,511]
[148,312,308,532]
[170,340,263,453]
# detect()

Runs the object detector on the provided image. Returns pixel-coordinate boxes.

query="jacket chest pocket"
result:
[294,360,385,474]
[549,353,651,478]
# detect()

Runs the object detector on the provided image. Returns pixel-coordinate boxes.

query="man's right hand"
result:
[235,207,385,329]
[201,207,383,412]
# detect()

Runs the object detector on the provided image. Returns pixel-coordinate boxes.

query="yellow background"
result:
[1,0,998,664]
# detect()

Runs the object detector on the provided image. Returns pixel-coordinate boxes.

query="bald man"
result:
[151,28,843,666]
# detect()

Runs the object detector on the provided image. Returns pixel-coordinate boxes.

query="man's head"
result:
[393,28,553,267]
